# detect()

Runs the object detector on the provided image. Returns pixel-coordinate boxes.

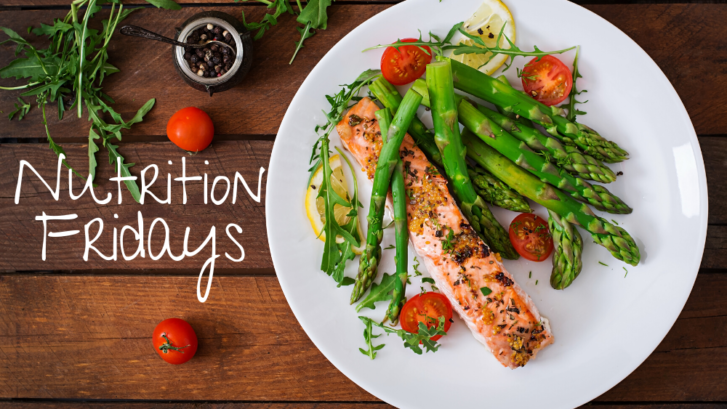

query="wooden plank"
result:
[1,4,727,139]
[0,403,722,409]
[1,134,726,272]
[0,273,725,401]
[0,5,389,140]
[0,142,272,272]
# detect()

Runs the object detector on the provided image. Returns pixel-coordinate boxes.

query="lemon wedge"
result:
[451,0,516,75]
[306,154,365,255]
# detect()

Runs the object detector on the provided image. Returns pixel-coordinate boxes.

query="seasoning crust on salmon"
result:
[336,97,554,368]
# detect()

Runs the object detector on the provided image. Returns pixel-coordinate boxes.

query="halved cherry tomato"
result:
[509,213,554,262]
[380,39,432,86]
[521,55,573,106]
[152,318,198,365]
[400,292,453,341]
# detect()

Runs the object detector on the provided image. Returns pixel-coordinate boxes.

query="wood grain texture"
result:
[0,5,388,140]
[0,403,724,409]
[1,136,725,273]
[1,4,727,139]
[0,142,271,272]
[0,273,725,401]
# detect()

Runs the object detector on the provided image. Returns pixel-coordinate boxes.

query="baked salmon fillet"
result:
[337,97,554,368]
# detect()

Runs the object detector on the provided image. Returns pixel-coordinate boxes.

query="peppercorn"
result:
[184,52,191,60]
[221,47,229,55]
[212,56,221,64]
[213,26,222,35]
[206,23,214,30]
[210,44,218,52]
[222,55,230,64]
[200,33,208,41]
[206,60,214,68]
[224,33,232,41]
[195,49,204,58]
[190,55,199,64]
[197,69,204,77]
[215,65,221,73]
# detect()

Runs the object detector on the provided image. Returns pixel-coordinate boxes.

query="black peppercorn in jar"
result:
[172,12,253,96]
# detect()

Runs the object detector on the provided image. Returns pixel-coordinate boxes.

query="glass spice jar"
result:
[173,11,253,96]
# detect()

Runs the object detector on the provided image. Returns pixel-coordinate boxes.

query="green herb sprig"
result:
[358,315,447,358]
[564,45,587,122]
[363,22,575,72]
[0,0,180,201]
[308,69,381,284]
[239,0,295,40]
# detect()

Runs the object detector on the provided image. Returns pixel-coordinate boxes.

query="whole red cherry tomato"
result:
[166,107,214,152]
[399,292,453,341]
[152,318,198,365]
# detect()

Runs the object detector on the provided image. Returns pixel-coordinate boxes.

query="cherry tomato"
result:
[380,39,432,85]
[521,55,573,106]
[508,213,554,262]
[400,292,453,341]
[166,107,215,152]
[152,318,198,365]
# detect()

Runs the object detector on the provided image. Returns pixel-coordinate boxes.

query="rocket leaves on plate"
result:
[358,316,447,358]
[355,272,398,312]
[0,0,179,202]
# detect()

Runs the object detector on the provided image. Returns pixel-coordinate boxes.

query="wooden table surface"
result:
[1,0,725,407]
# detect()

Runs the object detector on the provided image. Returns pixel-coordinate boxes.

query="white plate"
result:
[265,0,708,407]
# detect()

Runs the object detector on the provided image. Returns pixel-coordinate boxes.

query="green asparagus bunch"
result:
[352,88,423,304]
[468,164,531,212]
[448,58,629,163]
[369,77,442,166]
[410,81,632,214]
[463,130,640,266]
[548,209,584,289]
[476,103,616,184]
[427,59,518,260]
[375,109,408,324]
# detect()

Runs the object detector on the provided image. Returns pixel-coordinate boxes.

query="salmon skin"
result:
[336,97,554,368]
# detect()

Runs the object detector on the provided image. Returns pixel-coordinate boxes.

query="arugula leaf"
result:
[359,317,385,360]
[311,70,381,281]
[240,0,295,41]
[359,315,447,357]
[363,21,575,73]
[144,0,182,10]
[356,272,398,312]
[564,45,587,122]
[107,142,141,202]
[8,97,30,120]
[0,2,164,202]
[290,21,314,64]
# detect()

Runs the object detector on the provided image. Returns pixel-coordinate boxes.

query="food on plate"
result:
[306,154,366,254]
[565,46,587,122]
[548,209,584,289]
[166,107,215,152]
[463,132,640,266]
[375,109,409,323]
[469,164,531,212]
[472,87,616,183]
[521,55,573,106]
[152,318,198,365]
[448,58,628,163]
[427,59,519,259]
[337,97,554,368]
[351,89,423,303]
[451,0,515,74]
[411,78,632,214]
[369,77,443,165]
[508,213,554,262]
[399,292,453,341]
[370,77,517,259]
[380,38,432,85]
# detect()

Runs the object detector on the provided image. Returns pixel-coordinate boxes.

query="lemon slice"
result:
[451,0,516,75]
[305,154,365,255]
